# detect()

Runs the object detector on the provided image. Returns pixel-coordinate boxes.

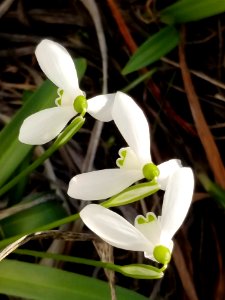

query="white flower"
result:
[80,167,194,264]
[68,91,181,200]
[19,39,115,145]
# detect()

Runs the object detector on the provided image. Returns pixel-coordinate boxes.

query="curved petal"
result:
[87,94,116,122]
[67,168,143,200]
[35,39,83,100]
[19,107,76,145]
[112,92,151,164]
[160,167,194,240]
[80,204,152,252]
[157,159,182,190]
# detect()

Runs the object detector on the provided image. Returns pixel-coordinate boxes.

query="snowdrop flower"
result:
[68,91,181,200]
[19,39,115,145]
[80,167,194,264]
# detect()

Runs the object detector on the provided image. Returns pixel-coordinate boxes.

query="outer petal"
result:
[35,39,83,101]
[157,159,182,190]
[19,107,76,145]
[80,204,152,252]
[112,92,151,164]
[67,168,143,200]
[87,94,116,122]
[160,167,194,240]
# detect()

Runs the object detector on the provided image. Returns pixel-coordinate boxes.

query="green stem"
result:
[15,249,120,272]
[160,264,168,272]
[14,249,164,279]
[0,116,85,197]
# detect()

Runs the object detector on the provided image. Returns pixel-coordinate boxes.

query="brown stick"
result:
[173,242,199,300]
[107,0,137,53]
[179,26,225,188]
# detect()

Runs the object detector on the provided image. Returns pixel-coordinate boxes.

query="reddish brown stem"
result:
[179,26,225,188]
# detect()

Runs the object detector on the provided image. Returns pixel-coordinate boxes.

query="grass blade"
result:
[122,26,179,75]
[161,0,225,24]
[0,260,148,300]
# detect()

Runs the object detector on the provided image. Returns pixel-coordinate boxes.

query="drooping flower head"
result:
[19,39,115,145]
[68,91,181,200]
[80,167,194,264]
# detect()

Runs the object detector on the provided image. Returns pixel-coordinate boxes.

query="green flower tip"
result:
[142,163,159,181]
[73,95,88,115]
[153,245,171,265]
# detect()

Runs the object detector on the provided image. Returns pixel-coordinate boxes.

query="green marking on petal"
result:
[116,149,127,167]
[55,89,64,106]
[142,163,160,181]
[136,216,146,224]
[55,98,62,106]
[147,213,155,222]
[136,213,156,224]
[153,245,171,265]
[73,95,88,115]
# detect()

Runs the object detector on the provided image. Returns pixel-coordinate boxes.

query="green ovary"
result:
[153,245,171,265]
[142,163,159,181]
[73,95,88,114]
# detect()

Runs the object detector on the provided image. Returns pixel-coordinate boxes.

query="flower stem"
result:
[15,249,121,272]
[15,249,163,279]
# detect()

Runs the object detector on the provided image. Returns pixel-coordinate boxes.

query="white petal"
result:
[80,204,152,252]
[112,92,151,164]
[19,107,76,145]
[35,39,83,100]
[160,167,194,240]
[157,159,182,190]
[67,168,143,200]
[87,93,116,122]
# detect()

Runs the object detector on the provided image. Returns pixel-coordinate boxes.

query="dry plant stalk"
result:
[173,242,199,300]
[179,26,225,188]
[0,231,98,261]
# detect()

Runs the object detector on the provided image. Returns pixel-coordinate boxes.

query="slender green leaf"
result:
[0,212,80,249]
[75,58,87,81]
[122,26,179,75]
[161,0,225,24]
[0,200,67,238]
[0,80,55,187]
[0,260,148,300]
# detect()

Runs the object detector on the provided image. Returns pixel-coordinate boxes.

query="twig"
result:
[179,26,225,188]
[161,57,225,92]
[79,0,108,176]
[80,0,108,94]
[0,0,16,18]
[107,0,137,53]
[173,242,199,300]
[0,231,98,261]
